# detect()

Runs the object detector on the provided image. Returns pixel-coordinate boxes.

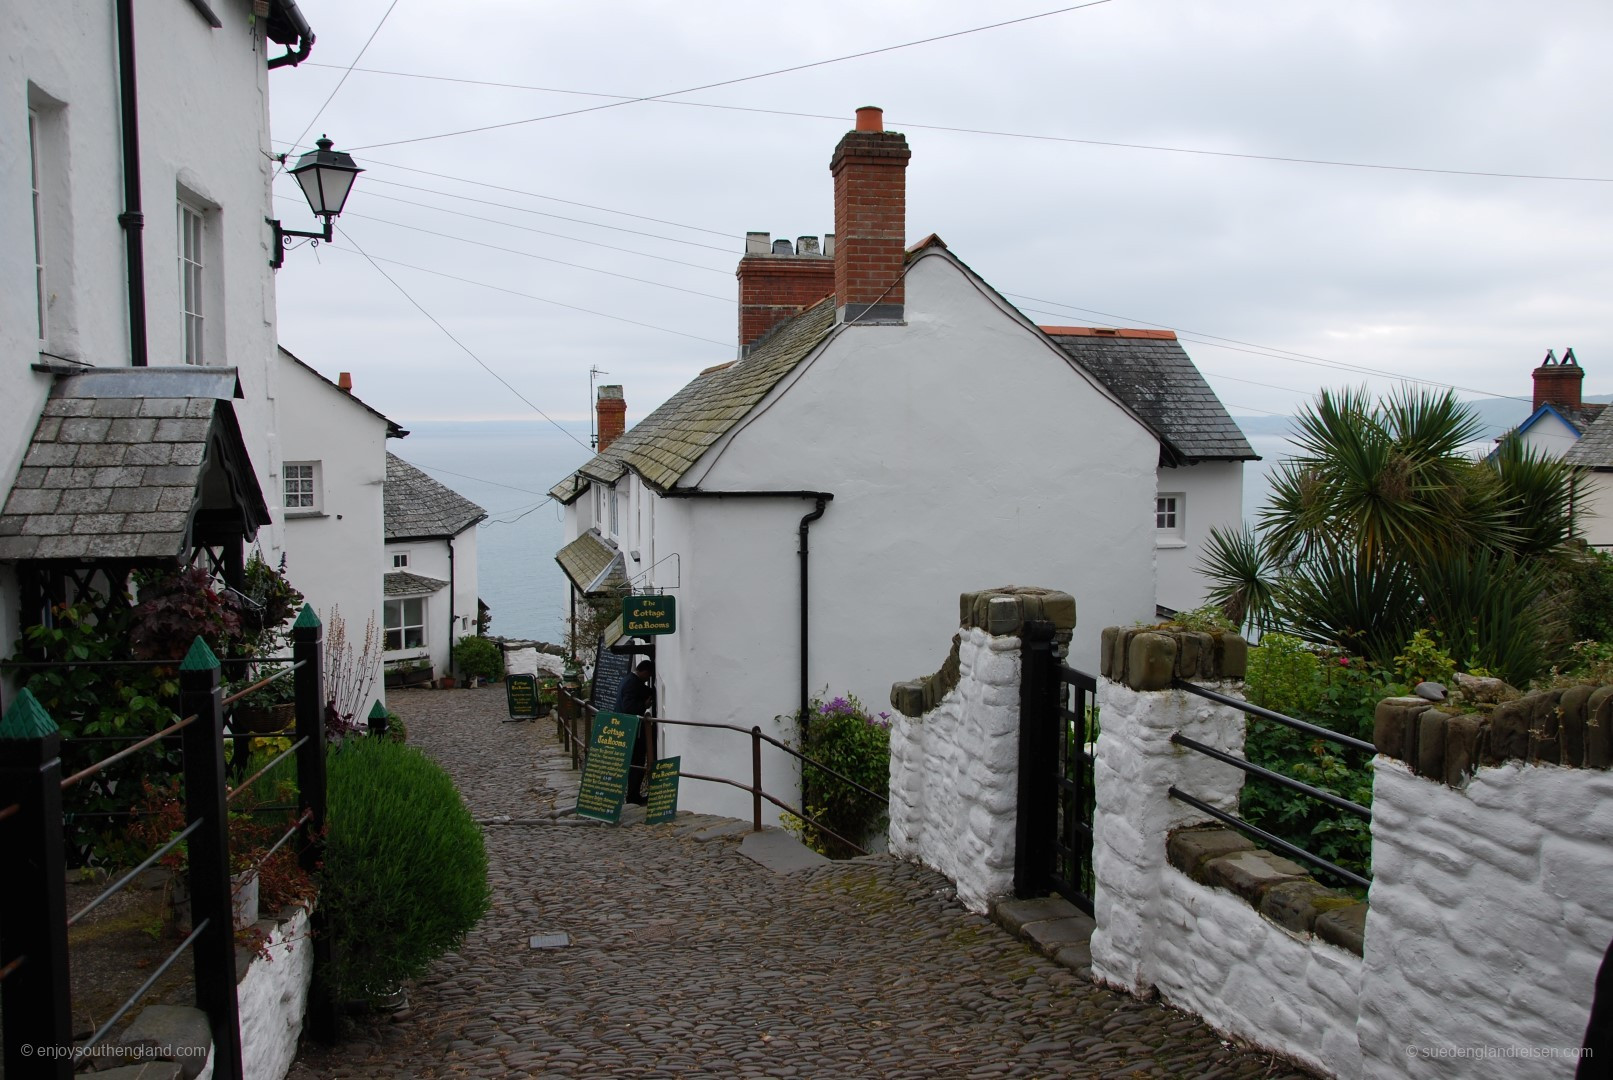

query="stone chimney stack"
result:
[830,106,910,324]
[735,231,836,355]
[1533,348,1584,413]
[596,384,626,453]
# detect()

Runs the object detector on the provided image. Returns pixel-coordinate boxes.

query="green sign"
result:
[622,594,676,636]
[504,673,540,720]
[645,757,680,825]
[575,711,641,823]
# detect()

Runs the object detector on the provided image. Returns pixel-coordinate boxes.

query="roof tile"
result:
[384,454,487,539]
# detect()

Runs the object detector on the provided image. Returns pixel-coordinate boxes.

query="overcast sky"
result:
[267,1,1613,437]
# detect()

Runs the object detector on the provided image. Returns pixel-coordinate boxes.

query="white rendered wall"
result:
[1573,470,1613,550]
[1155,460,1244,612]
[1517,411,1581,460]
[382,530,478,678]
[237,906,313,1080]
[887,626,1023,912]
[1357,759,1613,1080]
[654,251,1157,815]
[274,355,389,703]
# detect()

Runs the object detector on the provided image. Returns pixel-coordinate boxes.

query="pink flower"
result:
[1338,657,1350,667]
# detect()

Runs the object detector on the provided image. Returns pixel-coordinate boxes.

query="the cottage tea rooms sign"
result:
[622,594,675,636]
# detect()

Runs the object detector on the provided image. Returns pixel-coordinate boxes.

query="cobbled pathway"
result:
[289,687,1315,1079]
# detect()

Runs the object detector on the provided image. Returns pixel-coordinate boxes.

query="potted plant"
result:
[451,636,504,687]
[230,674,297,734]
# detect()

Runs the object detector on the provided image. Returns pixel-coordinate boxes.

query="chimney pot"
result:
[337,372,353,392]
[855,106,884,132]
[797,236,820,256]
[772,238,794,255]
[823,233,835,258]
[745,231,771,255]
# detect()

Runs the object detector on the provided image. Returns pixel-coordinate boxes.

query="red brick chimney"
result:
[596,384,626,452]
[735,232,835,355]
[830,106,910,324]
[1533,348,1584,413]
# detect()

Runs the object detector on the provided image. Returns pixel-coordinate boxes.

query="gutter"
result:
[115,0,148,367]
[265,0,315,69]
[658,488,834,730]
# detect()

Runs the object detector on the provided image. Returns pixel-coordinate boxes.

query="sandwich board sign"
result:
[574,711,641,824]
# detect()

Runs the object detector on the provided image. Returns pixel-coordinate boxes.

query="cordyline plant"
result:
[1200,387,1579,685]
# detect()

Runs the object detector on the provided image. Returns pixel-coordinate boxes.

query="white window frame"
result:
[609,486,620,537]
[29,110,46,343]
[1156,493,1186,546]
[177,199,206,364]
[284,461,321,514]
[391,550,411,569]
[384,597,427,651]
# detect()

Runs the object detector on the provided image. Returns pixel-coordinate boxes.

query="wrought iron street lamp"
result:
[267,135,363,268]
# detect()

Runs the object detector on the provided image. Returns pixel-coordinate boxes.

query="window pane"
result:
[403,627,424,649]
[404,598,423,624]
[384,600,401,630]
[384,628,402,650]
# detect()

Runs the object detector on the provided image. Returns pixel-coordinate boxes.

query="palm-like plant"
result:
[1201,386,1579,684]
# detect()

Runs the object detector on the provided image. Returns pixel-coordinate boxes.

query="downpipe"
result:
[115,0,147,367]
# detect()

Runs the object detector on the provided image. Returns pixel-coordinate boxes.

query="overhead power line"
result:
[347,0,1118,151]
[336,227,594,452]
[304,67,1613,185]
[279,0,400,174]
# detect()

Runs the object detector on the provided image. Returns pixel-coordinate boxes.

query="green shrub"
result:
[451,635,504,682]
[321,738,490,1005]
[791,692,890,859]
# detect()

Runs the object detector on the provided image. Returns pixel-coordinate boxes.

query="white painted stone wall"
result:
[502,643,564,679]
[1154,460,1244,613]
[237,906,313,1080]
[1088,678,1248,994]
[887,626,1023,913]
[1357,759,1613,1080]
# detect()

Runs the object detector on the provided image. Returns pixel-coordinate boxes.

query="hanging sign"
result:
[622,594,676,636]
[504,673,540,720]
[574,711,641,823]
[645,757,681,825]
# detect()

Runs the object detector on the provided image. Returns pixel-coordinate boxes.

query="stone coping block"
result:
[1099,625,1247,690]
[1375,682,1613,784]
[113,1004,212,1079]
[1168,825,1366,956]
[891,586,1075,717]
[991,895,1085,936]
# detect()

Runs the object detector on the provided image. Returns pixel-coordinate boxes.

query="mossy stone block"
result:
[1100,626,1120,681]
[1259,880,1341,933]
[1217,633,1249,679]
[1167,826,1255,883]
[1202,848,1311,904]
[1125,632,1177,691]
[1415,708,1448,779]
[1528,689,1564,764]
[1374,697,1431,761]
[890,680,925,719]
[1040,591,1077,632]
[1488,697,1532,764]
[1559,684,1593,767]
[1315,902,1368,956]
[1444,712,1488,785]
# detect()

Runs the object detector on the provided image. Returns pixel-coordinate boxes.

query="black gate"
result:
[1014,620,1098,913]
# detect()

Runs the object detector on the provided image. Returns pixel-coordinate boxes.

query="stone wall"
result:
[887,587,1074,913]
[238,906,314,1080]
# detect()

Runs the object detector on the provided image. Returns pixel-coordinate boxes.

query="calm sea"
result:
[394,421,1298,643]
[391,420,594,644]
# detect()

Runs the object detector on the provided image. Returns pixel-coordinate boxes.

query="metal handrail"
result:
[227,736,308,803]
[78,918,211,1055]
[60,713,199,790]
[1169,787,1371,891]
[1170,733,1371,819]
[0,803,18,824]
[67,818,204,928]
[221,660,304,707]
[0,956,22,982]
[1172,678,1377,754]
[676,770,874,856]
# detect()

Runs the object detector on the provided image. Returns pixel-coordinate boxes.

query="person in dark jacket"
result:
[614,662,654,804]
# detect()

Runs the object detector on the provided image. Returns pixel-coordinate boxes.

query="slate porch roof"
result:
[0,368,270,562]
[555,530,628,597]
[548,298,837,503]
[1040,328,1258,466]
[384,453,487,540]
[384,570,449,596]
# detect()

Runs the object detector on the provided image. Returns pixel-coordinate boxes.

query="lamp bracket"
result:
[266,215,334,269]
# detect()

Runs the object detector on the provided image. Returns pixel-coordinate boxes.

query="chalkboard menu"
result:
[575,711,641,823]
[504,673,540,720]
[589,635,632,714]
[645,756,680,825]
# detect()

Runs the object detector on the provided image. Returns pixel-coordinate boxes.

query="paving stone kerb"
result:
[289,685,1315,1079]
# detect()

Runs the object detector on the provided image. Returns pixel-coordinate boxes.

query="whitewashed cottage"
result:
[549,107,1252,820]
[382,454,485,684]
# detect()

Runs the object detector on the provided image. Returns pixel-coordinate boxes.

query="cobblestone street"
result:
[289,687,1315,1079]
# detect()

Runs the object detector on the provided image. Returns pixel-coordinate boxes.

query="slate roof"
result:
[384,453,487,540]
[1514,402,1608,443]
[384,570,449,596]
[1564,409,1613,468]
[555,530,627,596]
[1041,328,1258,465]
[0,368,270,562]
[548,298,838,502]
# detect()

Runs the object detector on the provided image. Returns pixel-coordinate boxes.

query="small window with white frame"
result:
[177,199,207,364]
[284,461,321,514]
[29,110,47,343]
[384,597,426,650]
[1156,493,1185,542]
[391,550,411,569]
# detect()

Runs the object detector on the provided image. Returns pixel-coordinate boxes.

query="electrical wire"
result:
[348,1,1119,151]
[335,227,595,452]
[278,0,401,174]
[303,67,1613,185]
[315,239,733,349]
[398,462,556,497]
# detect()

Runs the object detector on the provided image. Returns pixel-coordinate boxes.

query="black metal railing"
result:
[558,688,888,856]
[1168,677,1373,891]
[0,615,333,1080]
